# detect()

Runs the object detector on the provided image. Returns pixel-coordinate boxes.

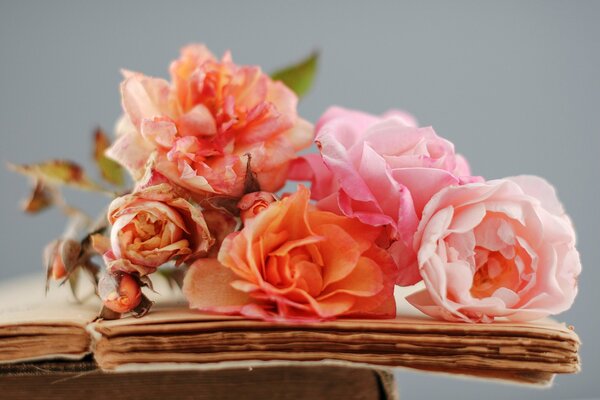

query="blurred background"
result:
[1,1,598,398]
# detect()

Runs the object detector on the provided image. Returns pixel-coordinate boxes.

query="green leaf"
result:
[271,50,319,98]
[8,160,106,192]
[94,128,125,186]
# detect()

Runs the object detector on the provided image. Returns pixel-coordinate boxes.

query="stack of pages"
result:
[0,275,580,386]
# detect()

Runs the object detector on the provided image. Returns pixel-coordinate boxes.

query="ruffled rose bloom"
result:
[289,106,480,286]
[103,182,213,276]
[406,176,581,322]
[107,44,313,198]
[183,186,398,321]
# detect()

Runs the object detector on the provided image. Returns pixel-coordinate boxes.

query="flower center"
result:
[132,213,164,242]
[470,249,520,299]
[265,242,324,298]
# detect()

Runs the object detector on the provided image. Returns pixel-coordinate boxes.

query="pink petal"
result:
[106,117,154,180]
[391,167,460,217]
[288,154,336,201]
[176,104,217,137]
[120,72,171,130]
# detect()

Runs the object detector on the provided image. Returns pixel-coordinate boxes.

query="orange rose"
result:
[183,186,398,321]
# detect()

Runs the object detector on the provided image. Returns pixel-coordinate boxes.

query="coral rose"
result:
[107,44,313,198]
[406,176,581,322]
[289,106,480,286]
[183,186,399,321]
[104,182,213,276]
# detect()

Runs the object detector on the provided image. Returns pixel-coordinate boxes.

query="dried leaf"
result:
[67,268,81,302]
[271,50,319,98]
[202,196,240,216]
[90,233,111,255]
[243,153,261,194]
[82,260,101,287]
[22,180,54,214]
[131,294,154,318]
[43,240,60,294]
[157,266,188,291]
[203,210,238,257]
[8,160,106,192]
[98,306,122,320]
[94,128,125,186]
[138,275,157,293]
[59,239,83,274]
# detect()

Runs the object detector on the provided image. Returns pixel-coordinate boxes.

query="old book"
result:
[0,275,580,388]
[89,303,578,386]
[0,361,397,400]
[0,276,98,364]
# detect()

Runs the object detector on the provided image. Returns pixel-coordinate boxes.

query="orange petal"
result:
[321,256,383,298]
[314,223,361,287]
[183,259,251,311]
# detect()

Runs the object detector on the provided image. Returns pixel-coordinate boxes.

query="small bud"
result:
[43,239,80,281]
[51,253,67,280]
[237,191,277,224]
[98,272,142,313]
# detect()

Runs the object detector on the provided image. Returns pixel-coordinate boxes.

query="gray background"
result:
[1,1,598,398]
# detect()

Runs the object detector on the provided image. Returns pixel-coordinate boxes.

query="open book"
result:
[0,275,580,387]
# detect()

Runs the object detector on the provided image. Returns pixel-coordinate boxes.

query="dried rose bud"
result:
[98,272,142,313]
[237,191,277,224]
[43,239,81,281]
[51,253,67,280]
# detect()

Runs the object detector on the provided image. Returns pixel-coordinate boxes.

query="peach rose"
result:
[104,182,213,276]
[406,176,581,322]
[107,44,313,198]
[289,106,480,286]
[183,186,398,321]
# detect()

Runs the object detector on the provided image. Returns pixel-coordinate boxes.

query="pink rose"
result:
[107,44,313,198]
[289,106,479,285]
[406,176,581,322]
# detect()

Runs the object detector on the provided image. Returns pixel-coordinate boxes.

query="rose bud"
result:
[51,254,67,280]
[43,239,82,281]
[44,241,67,280]
[98,272,142,314]
[237,191,277,224]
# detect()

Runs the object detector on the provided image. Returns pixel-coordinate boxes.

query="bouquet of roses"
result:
[10,44,581,323]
